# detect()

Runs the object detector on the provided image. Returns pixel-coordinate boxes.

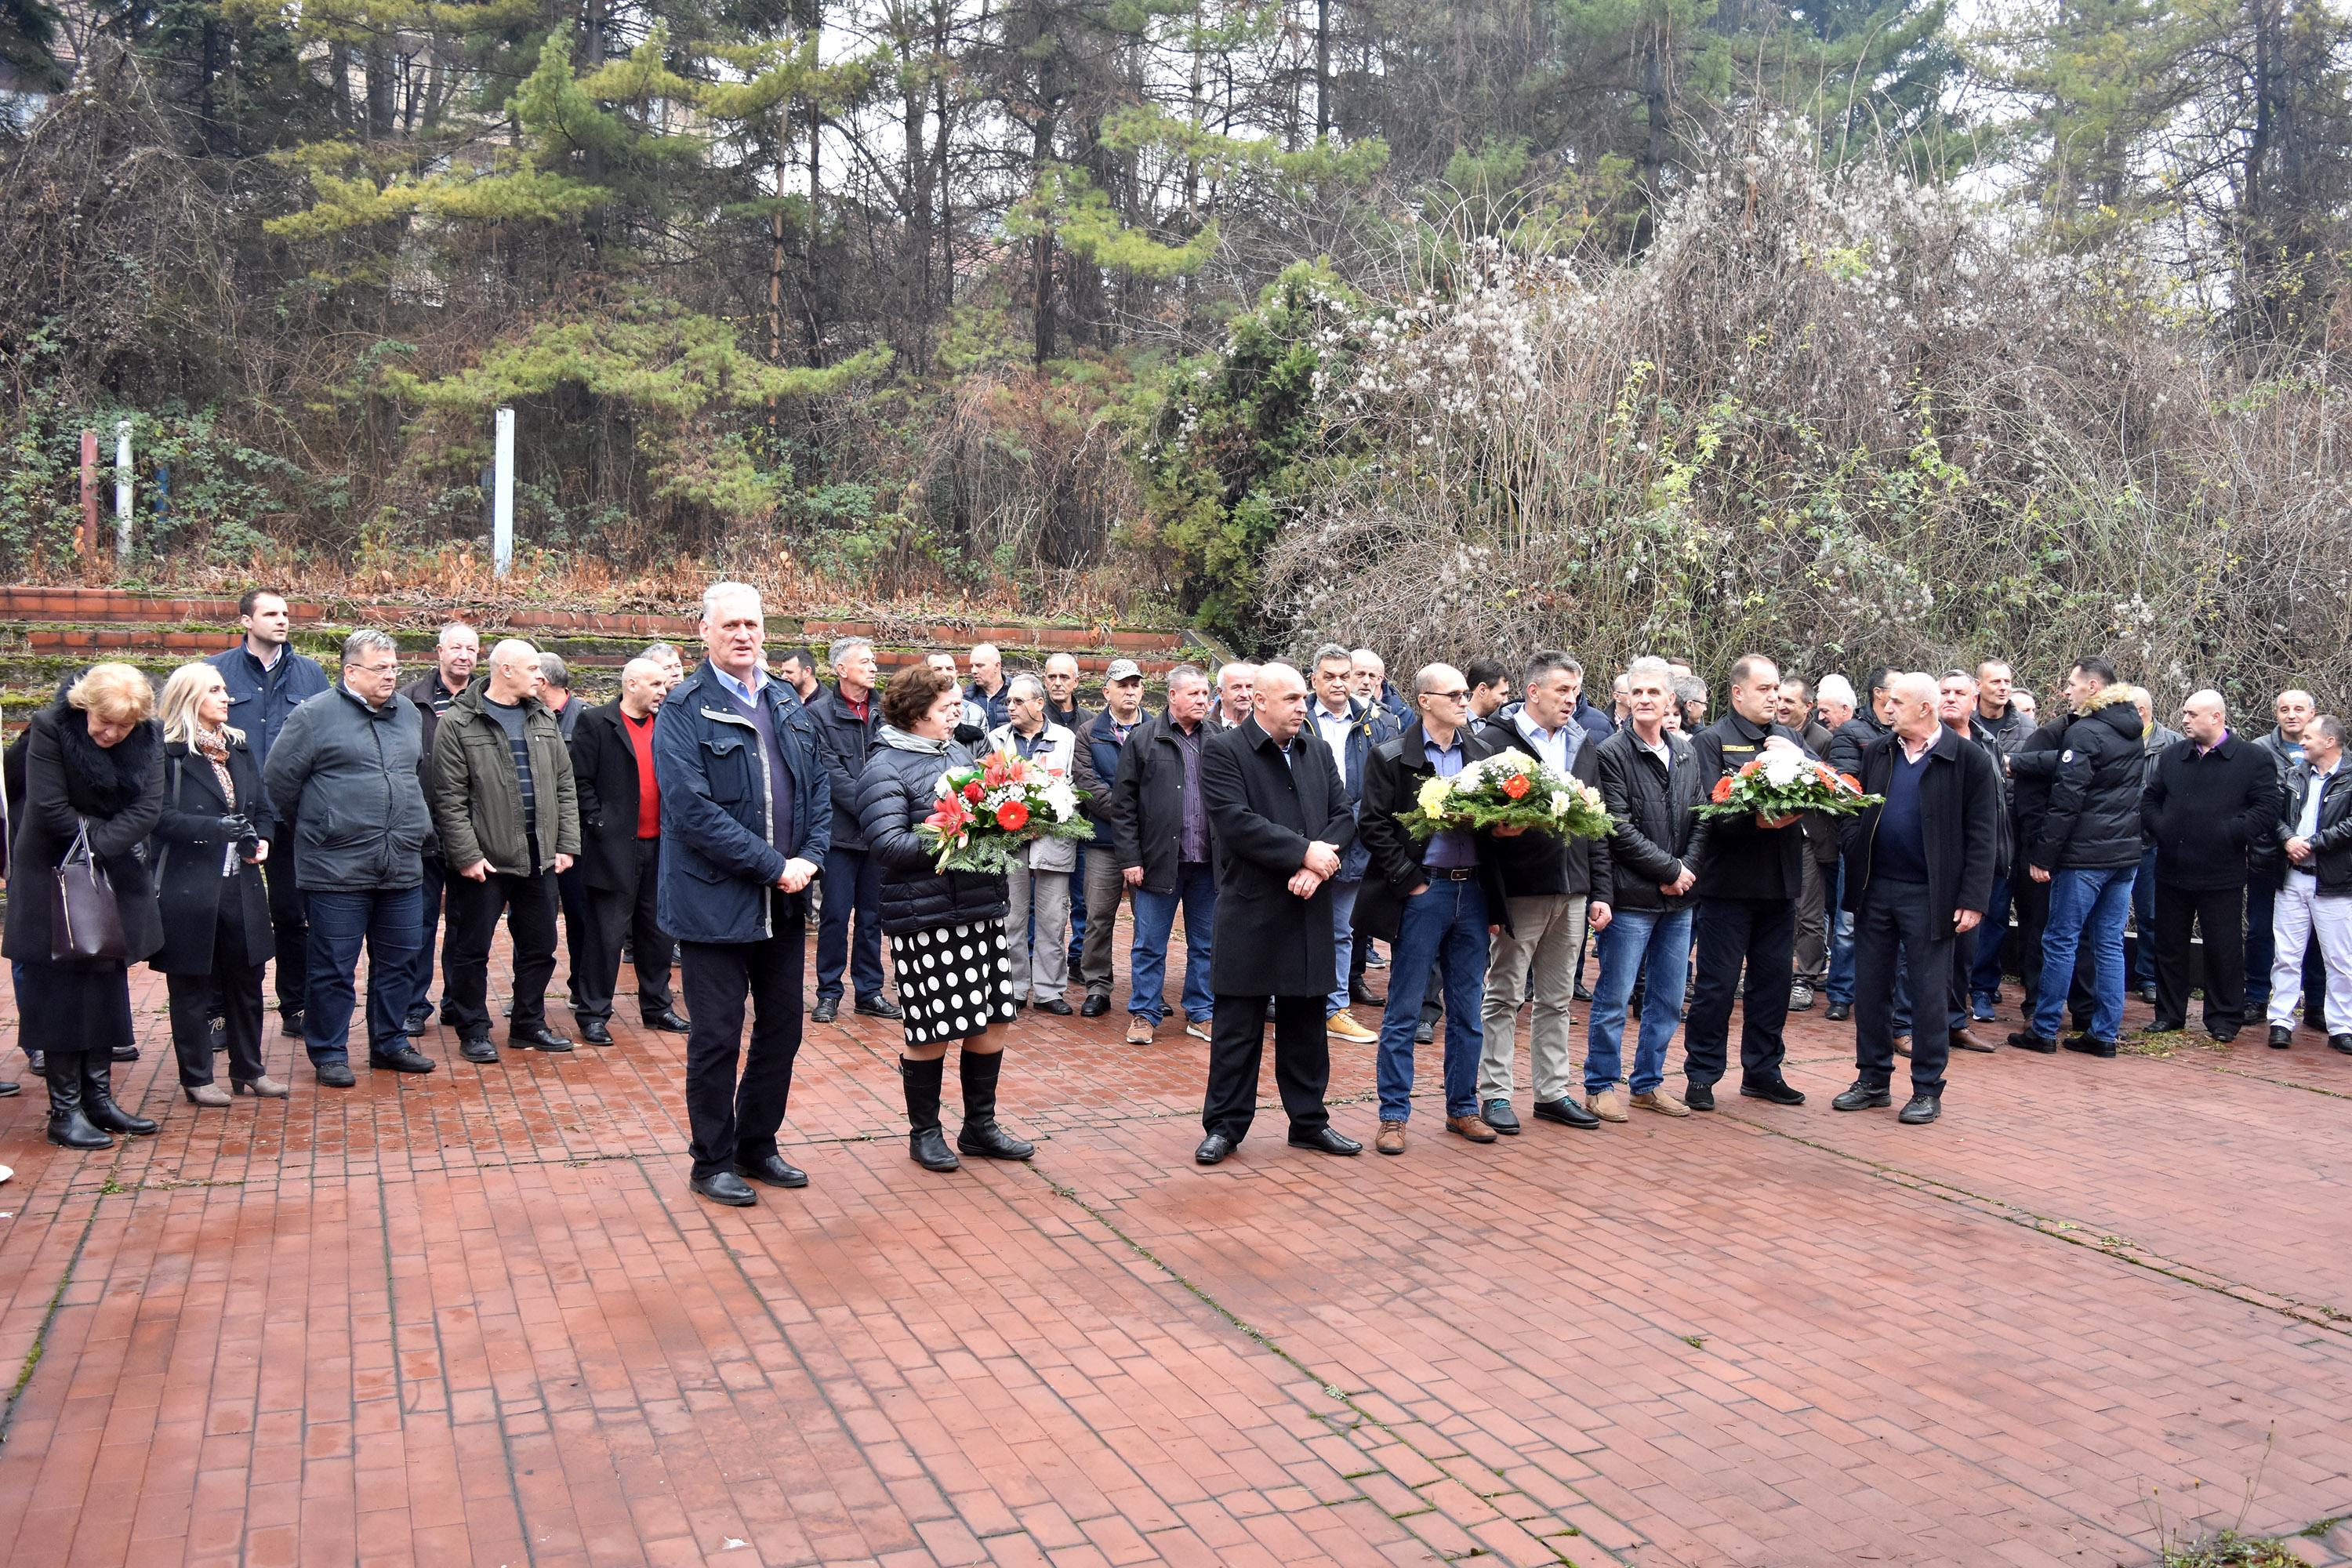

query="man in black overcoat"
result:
[1194,662,1363,1164]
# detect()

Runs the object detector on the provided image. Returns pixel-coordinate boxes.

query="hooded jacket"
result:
[2030,684,2147,872]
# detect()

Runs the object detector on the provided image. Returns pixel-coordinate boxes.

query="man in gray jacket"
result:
[430,638,583,1063]
[260,630,438,1087]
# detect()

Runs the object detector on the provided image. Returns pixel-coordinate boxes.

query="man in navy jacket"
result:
[655,583,831,1208]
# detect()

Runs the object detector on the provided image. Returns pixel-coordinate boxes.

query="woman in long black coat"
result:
[2,663,166,1149]
[151,663,288,1105]
[854,662,1033,1174]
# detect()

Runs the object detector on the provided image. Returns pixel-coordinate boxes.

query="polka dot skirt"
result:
[889,919,1018,1046]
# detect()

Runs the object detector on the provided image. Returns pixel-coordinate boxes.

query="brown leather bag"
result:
[50,822,128,962]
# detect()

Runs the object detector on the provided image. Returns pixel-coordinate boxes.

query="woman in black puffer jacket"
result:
[854,663,1033,1173]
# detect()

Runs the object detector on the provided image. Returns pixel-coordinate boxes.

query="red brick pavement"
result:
[0,930,2348,1568]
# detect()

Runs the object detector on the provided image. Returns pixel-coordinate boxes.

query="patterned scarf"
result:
[193,726,236,808]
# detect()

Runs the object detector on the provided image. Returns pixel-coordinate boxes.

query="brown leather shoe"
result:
[1375,1120,1406,1156]
[1949,1026,1996,1053]
[1445,1114,1498,1144]
[1892,1034,1912,1058]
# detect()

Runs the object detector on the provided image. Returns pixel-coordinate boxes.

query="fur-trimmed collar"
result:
[50,695,159,820]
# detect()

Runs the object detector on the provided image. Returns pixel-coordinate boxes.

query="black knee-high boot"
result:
[900,1056,960,1171]
[45,1051,112,1149]
[82,1051,158,1137]
[956,1052,1033,1160]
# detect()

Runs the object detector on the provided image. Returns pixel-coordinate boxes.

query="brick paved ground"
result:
[0,924,2348,1568]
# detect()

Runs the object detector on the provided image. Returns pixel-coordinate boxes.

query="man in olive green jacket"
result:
[430,638,583,1062]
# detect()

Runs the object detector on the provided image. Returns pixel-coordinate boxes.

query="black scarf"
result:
[51,695,159,821]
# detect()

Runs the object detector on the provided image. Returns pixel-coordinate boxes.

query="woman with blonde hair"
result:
[2,662,165,1148]
[151,663,286,1104]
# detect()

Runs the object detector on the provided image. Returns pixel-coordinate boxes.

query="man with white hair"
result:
[567,657,691,1044]
[1214,662,1258,728]
[396,620,481,1036]
[966,642,1011,731]
[805,636,898,1023]
[1349,648,1409,731]
[2250,686,2323,1023]
[655,582,831,1206]
[641,642,685,685]
[1832,673,1999,1125]
[989,672,1096,1013]
[1811,674,1862,1022]
[2141,689,2278,1042]
[429,637,582,1062]
[2267,713,2352,1051]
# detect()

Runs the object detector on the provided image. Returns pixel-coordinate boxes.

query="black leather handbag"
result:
[51,822,129,962]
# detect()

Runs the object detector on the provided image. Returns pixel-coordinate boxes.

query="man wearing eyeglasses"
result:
[1352,663,1516,1155]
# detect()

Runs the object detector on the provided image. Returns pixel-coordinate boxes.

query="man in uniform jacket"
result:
[804,637,898,1024]
[1832,673,2000,1126]
[655,583,831,1208]
[2013,665,2146,1054]
[208,589,331,1032]
[1194,664,1363,1164]
[1681,655,1813,1109]
[430,639,583,1062]
[1354,663,1515,1155]
[395,622,477,1035]
[2142,691,2279,1041]
[568,657,691,1045]
[260,630,437,1086]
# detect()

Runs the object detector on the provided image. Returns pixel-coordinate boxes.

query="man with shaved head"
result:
[430,636,582,1062]
[567,657,691,1045]
[2141,689,2278,1041]
[1831,673,2000,1125]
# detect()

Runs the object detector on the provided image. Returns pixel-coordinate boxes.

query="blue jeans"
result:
[303,885,423,1065]
[1584,906,1693,1094]
[814,844,886,1003]
[2131,846,2158,986]
[1129,862,1217,1024]
[1969,870,2013,1002]
[2031,866,2133,1041]
[1375,878,1489,1122]
[1327,879,1363,1015]
[1825,857,1857,1007]
[1068,842,1087,974]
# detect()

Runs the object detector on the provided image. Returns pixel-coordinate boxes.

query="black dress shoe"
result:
[281,1011,305,1039]
[2140,984,2158,1006]
[2008,1029,2058,1053]
[1530,1097,1601,1129]
[2144,1017,2185,1034]
[513,1024,573,1052]
[1683,1082,1715,1112]
[1480,1099,1521,1135]
[578,1018,615,1047]
[1824,1001,1852,1022]
[855,996,905,1020]
[1034,997,1073,1017]
[1287,1126,1363,1156]
[1349,979,1377,1006]
[1572,980,1593,1003]
[1831,1080,1891,1112]
[811,996,839,1023]
[315,1061,357,1088]
[1898,1094,1941,1124]
[691,1171,757,1207]
[371,1044,437,1073]
[1196,1132,1236,1165]
[2330,1033,2352,1054]
[910,1127,961,1171]
[644,1007,691,1032]
[2269,1025,2295,1049]
[401,1013,430,1037]
[1080,994,1111,1018]
[2061,1034,2117,1058]
[1740,1079,1806,1106]
[957,1121,1036,1160]
[111,1044,139,1062]
[459,1036,498,1063]
[0,1080,16,1098]
[2208,1027,2240,1044]
[735,1153,808,1188]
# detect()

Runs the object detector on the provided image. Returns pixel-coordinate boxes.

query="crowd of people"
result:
[2,584,2345,1198]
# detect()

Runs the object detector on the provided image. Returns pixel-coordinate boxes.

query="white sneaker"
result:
[1184,1019,1211,1041]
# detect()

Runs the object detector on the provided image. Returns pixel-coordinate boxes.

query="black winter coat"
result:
[855,729,1011,936]
[3,699,166,967]
[1827,713,1887,781]
[2142,732,2279,891]
[1352,720,1513,944]
[1111,712,1214,895]
[148,738,275,975]
[1591,726,1704,913]
[569,699,656,894]
[2005,713,2071,852]
[2272,761,2352,897]
[1486,737,1614,904]
[1201,719,1356,997]
[2028,686,2146,872]
[805,683,884,852]
[1839,727,2001,922]
[1686,710,1813,901]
